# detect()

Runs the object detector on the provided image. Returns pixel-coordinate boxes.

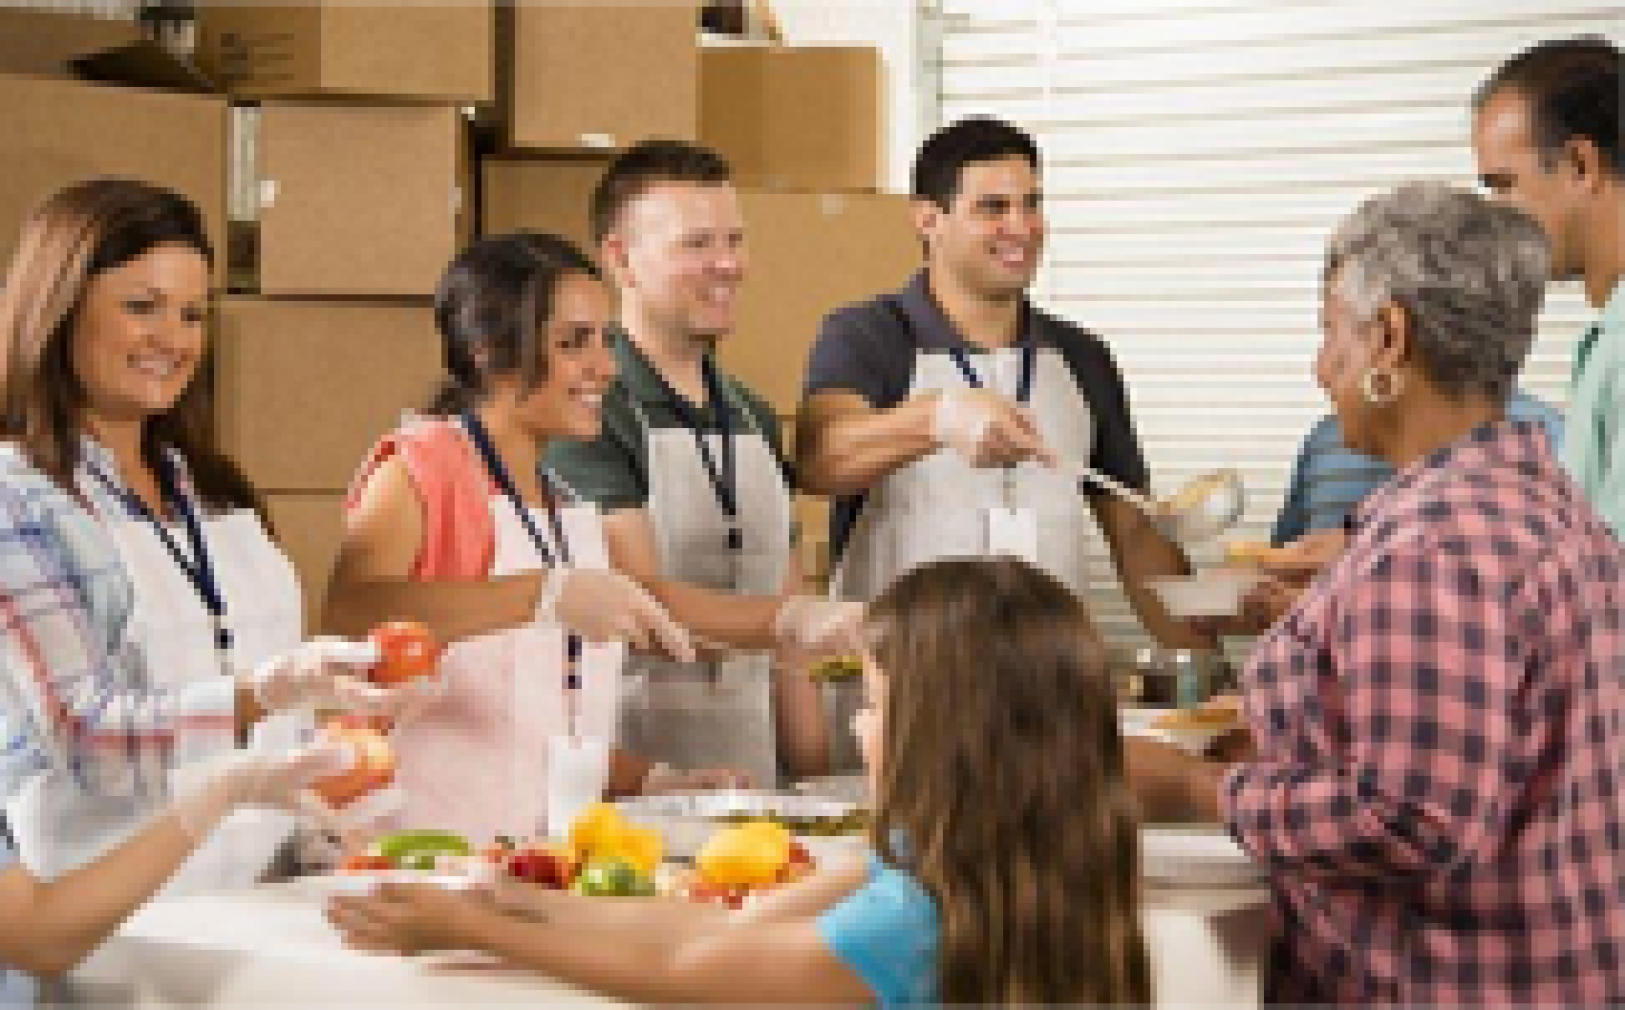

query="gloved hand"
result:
[931,388,1058,469]
[772,596,864,670]
[537,568,696,663]
[171,739,355,842]
[245,639,404,717]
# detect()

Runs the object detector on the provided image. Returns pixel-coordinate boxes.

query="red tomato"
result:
[368,621,441,686]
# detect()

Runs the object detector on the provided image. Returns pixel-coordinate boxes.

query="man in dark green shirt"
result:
[547,141,848,787]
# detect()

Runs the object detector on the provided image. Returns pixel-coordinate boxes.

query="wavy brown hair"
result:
[865,558,1151,1005]
[0,178,257,512]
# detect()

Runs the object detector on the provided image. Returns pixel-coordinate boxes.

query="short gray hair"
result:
[1325,182,1551,401]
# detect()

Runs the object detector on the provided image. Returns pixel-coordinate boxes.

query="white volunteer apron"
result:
[8,470,307,893]
[618,374,792,789]
[389,423,623,842]
[827,332,1098,768]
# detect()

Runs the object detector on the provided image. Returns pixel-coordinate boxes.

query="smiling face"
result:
[511,270,618,444]
[918,155,1045,300]
[70,242,211,428]
[607,181,747,344]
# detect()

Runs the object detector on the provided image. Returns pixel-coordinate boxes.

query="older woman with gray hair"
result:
[1129,182,1625,1004]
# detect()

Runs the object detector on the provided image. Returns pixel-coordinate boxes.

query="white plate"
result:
[279,871,485,900]
[1147,568,1262,618]
[1120,708,1237,756]
[615,790,865,859]
[1140,828,1263,887]
[793,774,869,804]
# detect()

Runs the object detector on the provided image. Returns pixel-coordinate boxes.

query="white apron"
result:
[389,484,624,842]
[826,343,1098,767]
[7,504,308,893]
[618,389,792,789]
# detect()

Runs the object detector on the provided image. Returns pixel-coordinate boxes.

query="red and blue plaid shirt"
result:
[0,441,236,811]
[1226,420,1625,1004]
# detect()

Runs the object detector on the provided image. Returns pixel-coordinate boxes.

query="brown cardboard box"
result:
[719,191,917,412]
[241,102,468,296]
[196,1,493,103]
[480,157,609,251]
[503,2,697,153]
[701,46,882,191]
[0,74,226,281]
[265,492,346,629]
[0,9,140,78]
[213,298,444,491]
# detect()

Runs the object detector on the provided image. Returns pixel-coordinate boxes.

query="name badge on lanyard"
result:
[948,341,1040,557]
[461,412,585,717]
[653,356,746,592]
[90,458,233,677]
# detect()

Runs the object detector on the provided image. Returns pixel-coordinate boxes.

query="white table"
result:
[62,879,1269,1007]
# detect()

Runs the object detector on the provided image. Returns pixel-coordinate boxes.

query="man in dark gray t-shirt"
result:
[796,116,1212,651]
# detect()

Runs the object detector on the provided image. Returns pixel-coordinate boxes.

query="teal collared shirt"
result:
[1563,281,1625,536]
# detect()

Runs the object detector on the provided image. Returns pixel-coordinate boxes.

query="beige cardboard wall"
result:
[243,102,466,296]
[265,492,346,630]
[213,298,444,492]
[197,2,493,103]
[0,74,226,282]
[700,46,882,191]
[503,2,697,153]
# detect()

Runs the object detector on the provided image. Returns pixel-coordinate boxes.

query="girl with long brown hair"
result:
[327,556,1151,1006]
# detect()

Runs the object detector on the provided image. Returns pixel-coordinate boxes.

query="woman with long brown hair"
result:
[0,179,403,903]
[327,556,1151,1006]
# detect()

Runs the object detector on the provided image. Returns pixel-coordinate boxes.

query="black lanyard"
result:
[88,456,231,656]
[947,340,1037,405]
[650,356,744,552]
[461,411,582,681]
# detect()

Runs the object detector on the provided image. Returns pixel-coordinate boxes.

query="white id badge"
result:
[986,507,1039,563]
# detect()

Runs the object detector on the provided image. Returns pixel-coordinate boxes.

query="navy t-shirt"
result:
[802,270,1149,559]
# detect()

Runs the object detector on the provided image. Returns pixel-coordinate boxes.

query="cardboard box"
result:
[718,191,918,412]
[0,74,226,281]
[502,2,697,153]
[213,298,444,491]
[480,157,609,251]
[701,46,882,191]
[0,9,140,78]
[236,102,468,296]
[196,1,493,102]
[265,492,346,629]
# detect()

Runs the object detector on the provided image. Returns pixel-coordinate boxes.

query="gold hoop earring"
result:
[1361,367,1401,406]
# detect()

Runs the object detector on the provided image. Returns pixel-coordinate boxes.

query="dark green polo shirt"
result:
[545,328,794,516]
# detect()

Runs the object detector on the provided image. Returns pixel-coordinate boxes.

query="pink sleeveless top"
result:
[346,417,496,582]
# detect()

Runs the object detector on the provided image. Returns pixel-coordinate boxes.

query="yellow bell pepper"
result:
[697,821,791,887]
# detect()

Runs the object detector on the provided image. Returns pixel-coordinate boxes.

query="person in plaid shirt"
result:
[0,180,405,892]
[1129,183,1625,1003]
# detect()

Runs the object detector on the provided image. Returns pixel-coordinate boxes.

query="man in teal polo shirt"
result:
[1474,37,1624,533]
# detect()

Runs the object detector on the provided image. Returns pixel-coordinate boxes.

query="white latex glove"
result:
[931,388,1058,468]
[245,638,403,717]
[772,596,864,669]
[641,762,750,794]
[172,740,354,841]
[537,568,696,663]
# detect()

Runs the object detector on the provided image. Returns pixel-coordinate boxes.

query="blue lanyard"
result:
[947,340,1037,405]
[461,411,582,681]
[89,456,231,657]
[649,356,744,551]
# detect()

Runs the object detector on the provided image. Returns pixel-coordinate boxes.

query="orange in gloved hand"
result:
[311,716,397,808]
